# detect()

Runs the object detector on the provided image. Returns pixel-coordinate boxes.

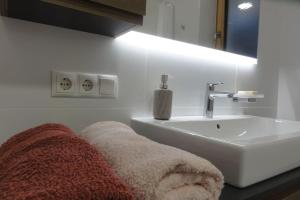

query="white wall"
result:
[0,17,148,142]
[0,5,275,144]
[237,0,300,121]
[275,0,300,120]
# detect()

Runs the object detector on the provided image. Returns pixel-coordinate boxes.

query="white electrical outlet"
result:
[79,73,99,97]
[51,71,118,98]
[52,71,77,97]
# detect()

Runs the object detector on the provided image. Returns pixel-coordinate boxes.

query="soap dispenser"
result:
[153,74,173,120]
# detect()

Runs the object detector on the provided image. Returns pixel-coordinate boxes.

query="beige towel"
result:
[81,121,224,200]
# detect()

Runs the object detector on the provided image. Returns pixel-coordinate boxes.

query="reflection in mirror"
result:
[226,0,260,58]
[136,0,260,58]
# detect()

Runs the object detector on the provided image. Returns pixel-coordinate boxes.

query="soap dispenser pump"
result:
[153,74,173,120]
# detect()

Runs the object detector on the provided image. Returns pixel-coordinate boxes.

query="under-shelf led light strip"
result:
[116,31,257,66]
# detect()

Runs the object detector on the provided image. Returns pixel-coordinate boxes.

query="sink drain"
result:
[216,124,221,129]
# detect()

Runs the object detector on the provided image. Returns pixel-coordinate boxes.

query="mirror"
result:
[136,0,260,58]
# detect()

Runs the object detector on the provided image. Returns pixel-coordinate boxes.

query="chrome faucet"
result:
[203,82,234,118]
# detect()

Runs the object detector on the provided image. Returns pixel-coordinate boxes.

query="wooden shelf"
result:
[90,0,146,16]
[0,0,146,37]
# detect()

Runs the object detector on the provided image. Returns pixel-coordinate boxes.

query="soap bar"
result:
[237,91,258,96]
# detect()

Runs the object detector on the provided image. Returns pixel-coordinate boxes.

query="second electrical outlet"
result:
[79,73,99,97]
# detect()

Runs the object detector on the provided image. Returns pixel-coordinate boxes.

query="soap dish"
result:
[232,94,264,102]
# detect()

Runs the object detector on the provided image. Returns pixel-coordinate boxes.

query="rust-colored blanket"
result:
[0,124,135,200]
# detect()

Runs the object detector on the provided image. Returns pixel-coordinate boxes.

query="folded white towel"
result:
[81,121,224,200]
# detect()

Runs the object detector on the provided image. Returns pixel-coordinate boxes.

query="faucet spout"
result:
[209,91,234,98]
[203,82,233,118]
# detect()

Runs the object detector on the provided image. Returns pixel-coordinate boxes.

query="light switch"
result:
[99,75,118,98]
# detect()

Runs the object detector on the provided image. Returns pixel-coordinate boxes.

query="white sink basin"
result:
[131,115,300,188]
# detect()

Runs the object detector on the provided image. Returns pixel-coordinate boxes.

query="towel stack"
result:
[81,121,224,200]
[0,122,224,200]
